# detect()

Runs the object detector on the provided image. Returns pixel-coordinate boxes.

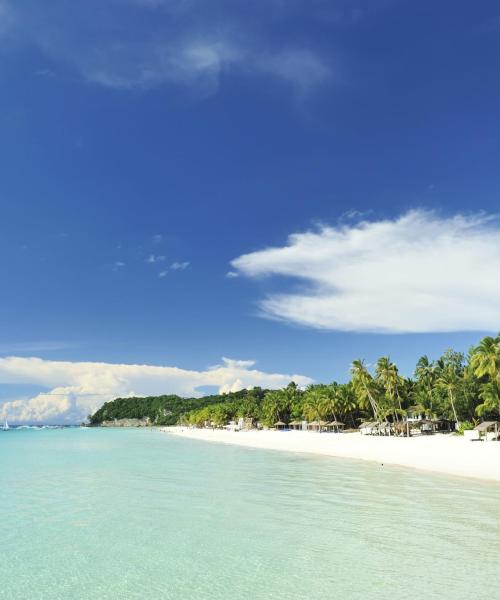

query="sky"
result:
[1,0,500,423]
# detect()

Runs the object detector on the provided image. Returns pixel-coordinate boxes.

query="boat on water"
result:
[2,419,10,431]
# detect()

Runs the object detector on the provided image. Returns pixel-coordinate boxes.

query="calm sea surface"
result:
[1,428,499,600]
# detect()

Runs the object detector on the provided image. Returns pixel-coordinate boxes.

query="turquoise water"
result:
[1,428,499,600]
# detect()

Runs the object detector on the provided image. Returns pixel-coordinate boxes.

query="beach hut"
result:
[359,421,377,435]
[406,406,425,422]
[394,421,410,437]
[288,420,302,430]
[418,419,435,435]
[376,421,393,436]
[308,420,328,432]
[465,421,500,441]
[327,421,344,433]
[274,421,287,430]
[394,419,424,437]
[433,418,455,433]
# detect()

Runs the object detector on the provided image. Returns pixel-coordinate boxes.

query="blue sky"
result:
[1,0,500,422]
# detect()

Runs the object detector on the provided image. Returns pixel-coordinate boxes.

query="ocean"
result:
[1,428,499,599]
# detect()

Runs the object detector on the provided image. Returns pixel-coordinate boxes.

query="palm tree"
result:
[414,355,437,415]
[303,386,329,428]
[476,379,500,417]
[376,356,403,421]
[282,381,303,418]
[470,335,500,380]
[351,359,381,421]
[329,383,357,423]
[436,365,460,426]
[317,383,340,423]
[262,390,291,426]
[336,383,358,427]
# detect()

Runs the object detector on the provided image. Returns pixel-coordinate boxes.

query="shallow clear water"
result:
[1,428,499,600]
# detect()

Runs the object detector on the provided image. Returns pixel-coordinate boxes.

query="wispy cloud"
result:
[0,356,312,423]
[35,68,56,78]
[231,210,500,334]
[0,0,14,36]
[146,254,166,263]
[1,1,332,97]
[260,49,331,95]
[0,341,74,353]
[156,261,190,277]
[170,261,189,270]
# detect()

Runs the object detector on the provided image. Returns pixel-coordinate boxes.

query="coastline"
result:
[162,427,500,482]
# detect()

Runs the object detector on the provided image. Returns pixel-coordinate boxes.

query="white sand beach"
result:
[162,427,500,482]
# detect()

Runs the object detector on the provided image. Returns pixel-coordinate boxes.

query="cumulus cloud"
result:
[0,356,312,423]
[1,1,331,96]
[231,210,500,334]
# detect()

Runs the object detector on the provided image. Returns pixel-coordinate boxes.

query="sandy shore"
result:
[162,427,500,482]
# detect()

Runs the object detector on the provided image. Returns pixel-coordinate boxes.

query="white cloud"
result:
[0,356,312,423]
[74,36,329,95]
[231,210,500,334]
[0,341,73,353]
[146,254,166,263]
[1,2,331,96]
[158,270,168,278]
[226,271,239,278]
[170,261,189,270]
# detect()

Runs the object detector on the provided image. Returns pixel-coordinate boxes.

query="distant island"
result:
[89,333,500,433]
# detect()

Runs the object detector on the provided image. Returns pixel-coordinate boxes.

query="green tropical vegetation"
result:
[88,388,268,426]
[89,334,500,430]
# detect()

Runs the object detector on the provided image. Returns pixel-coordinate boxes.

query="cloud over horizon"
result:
[0,356,312,423]
[231,210,500,334]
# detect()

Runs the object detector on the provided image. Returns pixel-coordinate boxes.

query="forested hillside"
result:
[88,388,269,426]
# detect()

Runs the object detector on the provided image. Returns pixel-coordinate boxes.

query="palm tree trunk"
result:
[449,389,459,427]
[367,390,379,422]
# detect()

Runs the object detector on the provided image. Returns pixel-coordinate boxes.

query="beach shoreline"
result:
[161,427,500,482]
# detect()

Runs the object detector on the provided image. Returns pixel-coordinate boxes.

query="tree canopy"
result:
[89,334,500,429]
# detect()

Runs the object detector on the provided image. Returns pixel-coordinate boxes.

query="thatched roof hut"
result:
[359,421,377,435]
[474,421,499,432]
[308,420,327,430]
[326,421,344,432]
[473,421,500,441]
